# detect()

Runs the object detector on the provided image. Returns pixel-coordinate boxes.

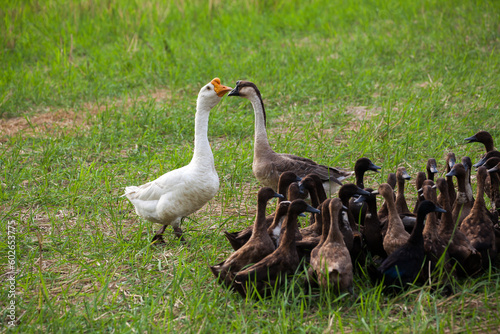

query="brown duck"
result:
[445,152,457,207]
[311,198,354,294]
[460,166,497,269]
[231,199,320,298]
[375,183,410,256]
[210,187,283,287]
[435,178,482,276]
[378,173,397,220]
[465,130,496,153]
[446,163,474,228]
[224,171,300,250]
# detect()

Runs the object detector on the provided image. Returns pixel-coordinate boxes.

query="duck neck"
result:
[190,103,214,168]
[385,192,400,226]
[396,177,406,198]
[326,208,343,244]
[473,173,486,210]
[252,198,269,237]
[355,171,366,189]
[248,93,274,158]
[409,212,426,245]
[438,187,454,234]
[278,213,298,249]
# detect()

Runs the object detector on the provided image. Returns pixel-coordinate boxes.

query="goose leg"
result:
[173,226,186,243]
[151,225,167,244]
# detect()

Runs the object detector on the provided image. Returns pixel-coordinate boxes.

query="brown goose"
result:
[228,81,351,196]
[445,152,457,206]
[465,130,496,153]
[311,198,354,294]
[460,166,497,269]
[210,188,282,287]
[224,171,300,250]
[447,163,474,227]
[375,183,410,256]
[435,178,482,276]
[231,199,320,298]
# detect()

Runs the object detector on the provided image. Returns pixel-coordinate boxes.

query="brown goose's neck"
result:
[247,93,274,157]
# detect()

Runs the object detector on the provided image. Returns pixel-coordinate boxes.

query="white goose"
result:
[228,80,352,196]
[123,78,232,243]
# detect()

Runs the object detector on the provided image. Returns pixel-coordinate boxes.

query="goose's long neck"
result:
[191,103,214,168]
[248,93,274,157]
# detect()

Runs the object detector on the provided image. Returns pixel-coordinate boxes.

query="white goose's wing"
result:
[124,166,190,201]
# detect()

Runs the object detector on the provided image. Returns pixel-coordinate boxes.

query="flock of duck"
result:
[123,78,500,298]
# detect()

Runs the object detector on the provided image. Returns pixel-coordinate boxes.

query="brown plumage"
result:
[421,185,449,268]
[224,171,300,250]
[465,130,496,153]
[337,184,370,263]
[210,187,282,286]
[445,152,457,205]
[395,167,412,216]
[435,178,482,276]
[482,157,500,212]
[413,171,427,214]
[228,81,351,196]
[426,158,439,181]
[297,199,331,263]
[378,173,397,221]
[231,199,320,298]
[460,166,497,269]
[355,189,387,259]
[311,198,354,294]
[376,183,410,256]
[446,163,474,228]
[350,157,381,226]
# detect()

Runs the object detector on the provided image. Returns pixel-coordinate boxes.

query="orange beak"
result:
[211,78,233,97]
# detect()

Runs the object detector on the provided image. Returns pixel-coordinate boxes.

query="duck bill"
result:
[370,163,382,172]
[211,78,232,97]
[488,165,500,173]
[464,135,478,143]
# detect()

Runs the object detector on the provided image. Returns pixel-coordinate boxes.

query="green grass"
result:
[1,0,500,332]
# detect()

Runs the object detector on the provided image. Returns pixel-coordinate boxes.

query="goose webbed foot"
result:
[173,226,187,244]
[151,225,167,245]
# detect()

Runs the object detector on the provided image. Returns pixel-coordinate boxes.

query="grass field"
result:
[1,0,500,332]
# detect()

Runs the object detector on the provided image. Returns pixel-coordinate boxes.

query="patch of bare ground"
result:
[344,106,381,131]
[0,88,172,142]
